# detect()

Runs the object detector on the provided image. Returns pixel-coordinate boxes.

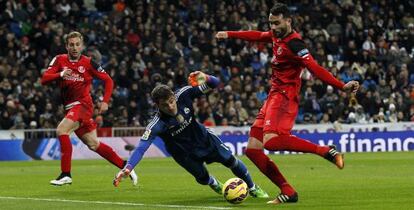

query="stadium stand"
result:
[0,0,413,129]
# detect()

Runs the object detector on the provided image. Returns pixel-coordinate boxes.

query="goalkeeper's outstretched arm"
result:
[188,71,220,93]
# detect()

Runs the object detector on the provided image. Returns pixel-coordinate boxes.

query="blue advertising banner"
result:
[0,131,413,161]
[0,137,168,161]
[220,131,414,156]
[0,139,31,160]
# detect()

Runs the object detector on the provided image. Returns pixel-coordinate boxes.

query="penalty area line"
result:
[0,196,232,210]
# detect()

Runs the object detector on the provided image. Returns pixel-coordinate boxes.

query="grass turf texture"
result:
[0,152,413,210]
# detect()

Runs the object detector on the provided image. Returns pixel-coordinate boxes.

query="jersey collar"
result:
[276,30,295,42]
[67,54,82,63]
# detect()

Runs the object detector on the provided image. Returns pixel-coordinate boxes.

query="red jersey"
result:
[227,30,345,94]
[41,54,113,109]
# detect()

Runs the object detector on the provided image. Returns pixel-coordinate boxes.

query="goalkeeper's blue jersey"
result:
[126,83,220,169]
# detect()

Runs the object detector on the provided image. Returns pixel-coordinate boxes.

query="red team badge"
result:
[78,66,85,73]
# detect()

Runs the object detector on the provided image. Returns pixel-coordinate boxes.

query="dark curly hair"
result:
[151,84,174,103]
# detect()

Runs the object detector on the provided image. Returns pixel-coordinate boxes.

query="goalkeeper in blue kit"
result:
[114,71,268,198]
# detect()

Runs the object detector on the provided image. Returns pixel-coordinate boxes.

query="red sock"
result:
[95,142,124,169]
[58,135,72,173]
[264,135,329,157]
[245,148,296,195]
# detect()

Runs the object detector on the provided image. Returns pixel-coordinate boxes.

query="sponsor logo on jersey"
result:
[184,107,190,114]
[265,120,271,126]
[63,73,84,82]
[78,66,85,73]
[142,130,151,140]
[171,117,192,136]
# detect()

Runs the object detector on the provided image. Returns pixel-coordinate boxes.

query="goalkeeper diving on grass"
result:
[113,71,268,198]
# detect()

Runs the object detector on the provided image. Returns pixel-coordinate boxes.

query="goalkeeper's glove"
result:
[113,168,131,187]
[188,71,208,87]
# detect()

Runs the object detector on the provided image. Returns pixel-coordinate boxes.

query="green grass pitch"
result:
[0,152,413,210]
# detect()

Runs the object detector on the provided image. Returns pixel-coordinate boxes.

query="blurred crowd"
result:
[0,0,414,130]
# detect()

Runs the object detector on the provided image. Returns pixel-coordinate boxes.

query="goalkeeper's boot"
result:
[267,192,298,204]
[209,180,223,195]
[129,169,138,186]
[324,145,344,169]
[249,185,269,198]
[50,173,72,186]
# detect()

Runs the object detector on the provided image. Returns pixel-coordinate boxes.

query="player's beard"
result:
[273,26,287,38]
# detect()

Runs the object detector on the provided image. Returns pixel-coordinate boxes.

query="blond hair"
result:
[64,31,84,44]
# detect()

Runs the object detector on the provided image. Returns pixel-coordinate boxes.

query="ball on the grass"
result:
[222,178,248,204]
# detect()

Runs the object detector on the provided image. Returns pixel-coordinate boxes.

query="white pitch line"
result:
[0,196,232,210]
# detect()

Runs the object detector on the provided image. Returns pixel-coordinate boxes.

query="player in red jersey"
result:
[216,3,359,204]
[41,31,137,186]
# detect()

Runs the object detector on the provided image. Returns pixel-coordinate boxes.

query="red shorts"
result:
[65,104,97,137]
[251,90,298,140]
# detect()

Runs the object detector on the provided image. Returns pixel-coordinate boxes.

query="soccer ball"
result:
[222,178,248,204]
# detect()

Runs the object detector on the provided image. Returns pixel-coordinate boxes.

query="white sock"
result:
[209,176,218,186]
[249,184,256,191]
